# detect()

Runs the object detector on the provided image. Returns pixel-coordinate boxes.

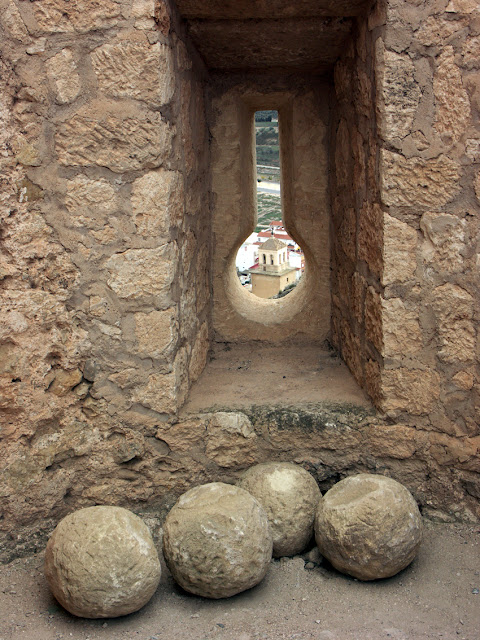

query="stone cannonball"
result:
[44,506,161,618]
[237,462,321,557]
[314,474,423,581]
[163,482,273,598]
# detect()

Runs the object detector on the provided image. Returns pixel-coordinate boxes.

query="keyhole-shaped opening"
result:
[213,90,330,340]
[236,109,304,301]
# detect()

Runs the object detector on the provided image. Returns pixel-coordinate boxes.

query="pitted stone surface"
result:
[238,462,321,557]
[380,151,460,209]
[105,244,176,302]
[315,474,423,581]
[56,109,172,173]
[163,483,273,598]
[44,506,161,618]
[32,0,122,33]
[91,41,174,106]
[375,41,421,142]
[46,49,81,104]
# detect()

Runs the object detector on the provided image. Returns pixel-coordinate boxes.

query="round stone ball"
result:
[163,482,273,599]
[44,506,161,618]
[314,474,423,581]
[237,462,321,557]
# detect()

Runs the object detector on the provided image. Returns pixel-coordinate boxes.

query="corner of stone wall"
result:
[0,0,213,561]
[331,4,382,393]
[331,0,480,514]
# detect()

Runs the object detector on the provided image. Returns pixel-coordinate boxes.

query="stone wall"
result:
[0,0,212,560]
[331,9,381,395]
[331,0,479,507]
[0,0,479,563]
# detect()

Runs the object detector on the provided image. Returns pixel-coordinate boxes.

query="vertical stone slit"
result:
[236,109,301,300]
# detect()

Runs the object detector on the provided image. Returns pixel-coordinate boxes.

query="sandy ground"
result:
[183,343,371,413]
[1,522,479,640]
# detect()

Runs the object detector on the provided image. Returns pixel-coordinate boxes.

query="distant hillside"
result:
[255,110,278,122]
[255,118,279,167]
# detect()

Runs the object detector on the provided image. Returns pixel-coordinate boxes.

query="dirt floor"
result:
[183,342,371,413]
[1,522,479,640]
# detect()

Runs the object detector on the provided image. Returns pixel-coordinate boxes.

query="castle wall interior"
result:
[0,0,478,561]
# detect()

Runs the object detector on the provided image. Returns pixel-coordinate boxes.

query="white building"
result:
[235,233,259,271]
[288,250,304,279]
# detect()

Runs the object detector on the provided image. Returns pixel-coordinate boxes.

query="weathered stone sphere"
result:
[45,506,161,618]
[163,482,273,598]
[315,474,423,581]
[237,462,321,557]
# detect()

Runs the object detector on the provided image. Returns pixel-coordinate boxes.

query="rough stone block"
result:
[452,370,474,391]
[434,47,470,144]
[462,35,480,70]
[382,214,417,286]
[368,424,417,459]
[380,150,461,209]
[355,68,372,120]
[351,272,366,325]
[358,202,383,277]
[49,368,83,396]
[15,143,41,167]
[375,40,421,142]
[466,139,480,161]
[206,412,257,468]
[465,73,480,116]
[429,432,478,468]
[368,0,386,29]
[1,0,29,40]
[446,0,479,13]
[91,41,174,106]
[334,61,352,104]
[339,318,363,387]
[182,230,197,279]
[56,106,173,173]
[131,170,184,237]
[335,119,352,190]
[132,0,155,18]
[420,212,466,274]
[475,170,480,203]
[132,371,176,414]
[159,419,205,452]
[33,0,122,33]
[106,244,176,301]
[65,175,117,213]
[337,207,356,262]
[188,321,209,383]
[131,0,156,28]
[381,367,440,415]
[382,298,422,359]
[134,308,177,358]
[432,284,475,363]
[195,244,210,314]
[417,15,468,47]
[365,287,383,355]
[46,50,81,105]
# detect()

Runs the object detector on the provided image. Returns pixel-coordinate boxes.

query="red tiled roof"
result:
[257,231,293,242]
